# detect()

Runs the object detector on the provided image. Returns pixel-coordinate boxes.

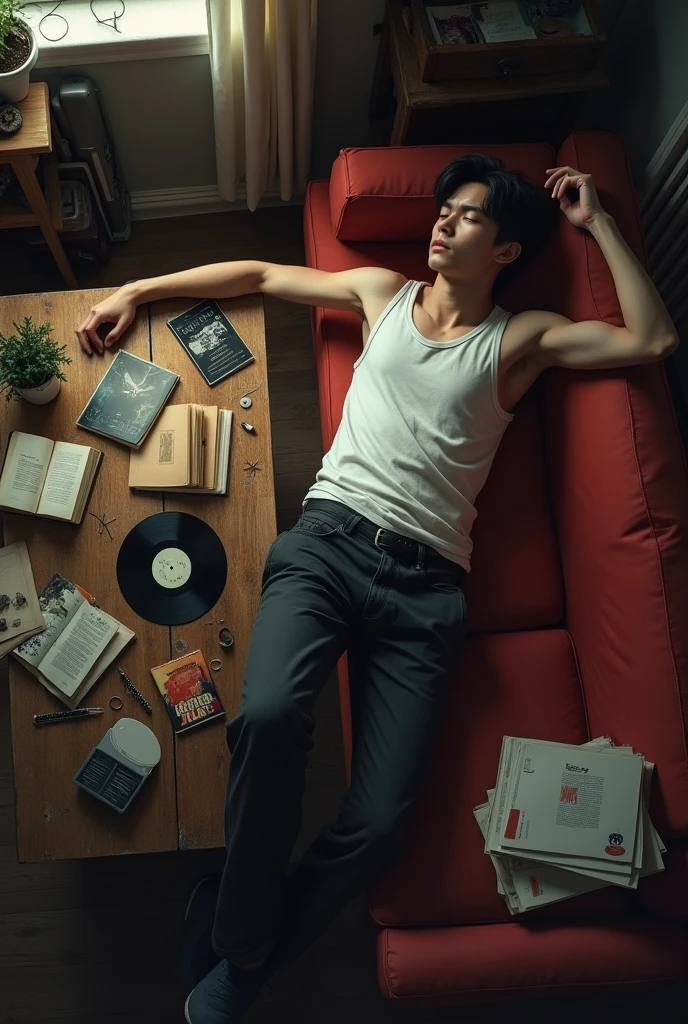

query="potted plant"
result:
[0,0,38,104]
[0,317,71,404]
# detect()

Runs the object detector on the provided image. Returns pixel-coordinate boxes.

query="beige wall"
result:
[32,1,385,195]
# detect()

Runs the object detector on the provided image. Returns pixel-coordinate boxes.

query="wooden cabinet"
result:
[411,0,606,82]
[370,0,609,147]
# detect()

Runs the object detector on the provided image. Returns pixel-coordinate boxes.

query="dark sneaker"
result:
[184,958,273,1024]
[179,876,223,994]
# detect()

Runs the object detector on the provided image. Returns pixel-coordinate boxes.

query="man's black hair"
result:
[433,153,553,291]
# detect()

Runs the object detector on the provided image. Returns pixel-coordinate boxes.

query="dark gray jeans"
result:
[212,498,468,972]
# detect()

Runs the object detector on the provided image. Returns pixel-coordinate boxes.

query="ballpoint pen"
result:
[33,708,104,725]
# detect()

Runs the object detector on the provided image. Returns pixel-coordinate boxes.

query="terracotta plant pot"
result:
[15,375,61,404]
[0,17,38,105]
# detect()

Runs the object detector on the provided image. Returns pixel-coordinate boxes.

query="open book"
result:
[12,573,135,708]
[128,404,233,494]
[0,431,103,524]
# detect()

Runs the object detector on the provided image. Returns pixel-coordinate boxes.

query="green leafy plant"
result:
[0,317,71,403]
[0,0,23,56]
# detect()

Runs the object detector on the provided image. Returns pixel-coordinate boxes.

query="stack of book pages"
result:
[474,735,667,915]
[128,404,233,495]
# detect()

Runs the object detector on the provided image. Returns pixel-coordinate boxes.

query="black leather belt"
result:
[303,499,466,579]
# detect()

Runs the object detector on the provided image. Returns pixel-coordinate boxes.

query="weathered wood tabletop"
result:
[1,288,275,863]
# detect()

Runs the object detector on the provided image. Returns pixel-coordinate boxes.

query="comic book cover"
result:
[150,649,225,733]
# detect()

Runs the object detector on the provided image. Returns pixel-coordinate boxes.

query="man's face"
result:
[428,182,516,282]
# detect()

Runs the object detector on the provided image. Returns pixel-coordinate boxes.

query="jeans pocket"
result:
[291,513,343,538]
[422,564,463,594]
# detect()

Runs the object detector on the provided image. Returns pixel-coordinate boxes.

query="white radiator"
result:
[640,98,688,335]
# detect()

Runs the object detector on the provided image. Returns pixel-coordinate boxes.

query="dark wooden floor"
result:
[0,210,682,1023]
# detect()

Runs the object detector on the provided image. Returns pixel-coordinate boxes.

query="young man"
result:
[77,156,678,1024]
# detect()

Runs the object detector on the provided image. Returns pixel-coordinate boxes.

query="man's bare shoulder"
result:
[504,309,572,359]
[354,267,408,303]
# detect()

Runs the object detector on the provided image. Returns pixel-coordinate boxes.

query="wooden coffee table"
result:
[0,288,276,863]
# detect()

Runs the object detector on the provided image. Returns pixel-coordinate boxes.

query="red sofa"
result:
[303,133,688,1006]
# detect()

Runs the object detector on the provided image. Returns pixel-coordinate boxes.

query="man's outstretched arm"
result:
[75,262,405,355]
[522,166,679,371]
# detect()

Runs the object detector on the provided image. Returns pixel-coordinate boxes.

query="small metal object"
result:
[240,395,253,409]
[240,421,256,434]
[109,696,124,711]
[174,638,188,653]
[218,627,234,649]
[210,658,223,672]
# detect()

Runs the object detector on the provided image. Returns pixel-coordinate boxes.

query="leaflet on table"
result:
[499,739,643,862]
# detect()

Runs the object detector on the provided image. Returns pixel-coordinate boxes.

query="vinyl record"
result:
[116,512,227,625]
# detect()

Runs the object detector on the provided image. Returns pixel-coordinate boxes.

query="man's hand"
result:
[544,166,605,231]
[76,287,136,356]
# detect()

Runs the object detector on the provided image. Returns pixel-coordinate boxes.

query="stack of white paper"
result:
[474,736,667,915]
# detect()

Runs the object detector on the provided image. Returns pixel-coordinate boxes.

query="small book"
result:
[150,649,225,734]
[12,573,135,708]
[128,404,233,495]
[167,299,254,387]
[0,541,44,658]
[76,350,180,449]
[0,431,103,524]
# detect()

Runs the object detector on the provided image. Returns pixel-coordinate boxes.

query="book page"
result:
[501,742,643,862]
[0,541,43,656]
[202,405,219,490]
[36,442,90,520]
[13,573,86,668]
[39,604,119,697]
[0,432,54,514]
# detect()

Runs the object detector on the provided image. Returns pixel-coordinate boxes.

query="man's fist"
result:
[544,166,605,231]
[76,288,136,356]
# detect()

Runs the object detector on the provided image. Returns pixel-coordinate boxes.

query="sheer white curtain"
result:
[206,0,318,211]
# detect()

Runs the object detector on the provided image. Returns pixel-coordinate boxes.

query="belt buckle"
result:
[374,528,385,550]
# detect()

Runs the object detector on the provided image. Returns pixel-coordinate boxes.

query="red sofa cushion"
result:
[329,142,555,242]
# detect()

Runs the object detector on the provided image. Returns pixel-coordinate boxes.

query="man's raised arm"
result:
[76,262,403,355]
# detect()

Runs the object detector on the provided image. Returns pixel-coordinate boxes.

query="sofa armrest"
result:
[544,134,688,838]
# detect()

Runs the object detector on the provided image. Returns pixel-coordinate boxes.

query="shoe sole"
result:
[184,992,192,1023]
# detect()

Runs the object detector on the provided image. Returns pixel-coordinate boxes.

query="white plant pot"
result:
[0,18,38,105]
[16,375,61,405]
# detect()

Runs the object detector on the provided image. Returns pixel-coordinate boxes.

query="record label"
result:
[153,547,192,589]
[117,512,227,625]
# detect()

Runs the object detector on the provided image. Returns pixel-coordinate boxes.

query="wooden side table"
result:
[371,0,609,147]
[0,82,77,288]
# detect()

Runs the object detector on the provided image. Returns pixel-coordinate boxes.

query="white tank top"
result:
[303,279,514,571]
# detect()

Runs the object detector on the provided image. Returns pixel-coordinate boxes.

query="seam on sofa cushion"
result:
[382,970,685,1002]
[624,376,688,767]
